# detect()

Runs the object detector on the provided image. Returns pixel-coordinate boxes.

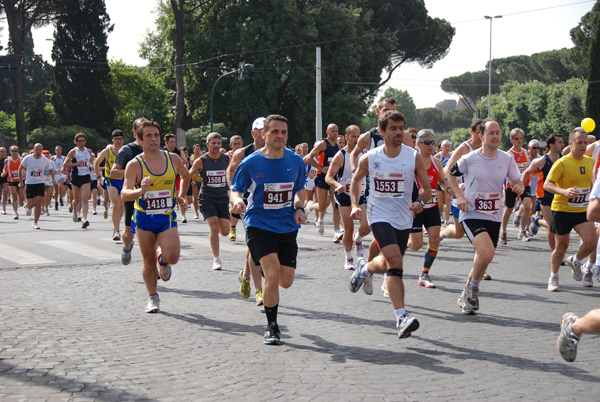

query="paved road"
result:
[1,205,600,401]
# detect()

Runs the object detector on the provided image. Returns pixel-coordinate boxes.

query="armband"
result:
[449,163,463,177]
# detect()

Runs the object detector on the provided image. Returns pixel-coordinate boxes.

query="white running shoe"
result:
[32,223,40,230]
[548,275,560,292]
[344,258,354,271]
[353,232,364,257]
[145,294,160,313]
[381,276,389,298]
[26,208,32,216]
[317,220,324,235]
[333,229,343,243]
[212,257,222,270]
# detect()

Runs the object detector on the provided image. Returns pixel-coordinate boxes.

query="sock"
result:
[354,233,362,243]
[573,256,581,265]
[158,255,167,267]
[242,274,250,280]
[360,262,371,277]
[423,245,438,271]
[394,308,407,320]
[585,261,594,270]
[214,256,220,261]
[439,232,444,240]
[470,279,480,288]
[264,304,278,325]
[345,250,353,260]
[551,272,558,278]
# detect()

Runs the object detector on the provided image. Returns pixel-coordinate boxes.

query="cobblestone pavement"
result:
[1,208,600,401]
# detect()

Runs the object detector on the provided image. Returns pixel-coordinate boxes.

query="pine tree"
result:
[585,11,600,134]
[51,0,114,137]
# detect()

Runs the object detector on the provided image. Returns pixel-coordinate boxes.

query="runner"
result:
[62,133,94,229]
[408,129,453,289]
[190,144,203,219]
[227,135,244,240]
[230,114,307,345]
[325,124,369,270]
[179,146,192,223]
[121,120,190,313]
[544,127,596,291]
[51,145,67,210]
[111,117,147,265]
[447,119,524,314]
[41,150,55,216]
[226,117,266,305]
[0,147,8,214]
[434,139,453,226]
[94,129,126,240]
[19,143,56,229]
[4,146,23,219]
[348,110,431,339]
[189,132,230,270]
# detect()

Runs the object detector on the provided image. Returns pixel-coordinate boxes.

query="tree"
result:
[2,0,63,148]
[51,0,114,137]
[25,90,55,129]
[383,88,417,127]
[570,1,600,78]
[441,70,499,113]
[585,10,600,131]
[416,108,444,133]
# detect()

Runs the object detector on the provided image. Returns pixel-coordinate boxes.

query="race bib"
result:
[310,166,318,175]
[80,159,89,168]
[568,187,590,208]
[144,189,172,214]
[263,182,293,210]
[206,170,226,188]
[373,172,404,198]
[474,192,501,215]
[11,170,19,180]
[30,169,43,178]
[517,162,528,173]
[423,188,438,209]
[327,156,333,165]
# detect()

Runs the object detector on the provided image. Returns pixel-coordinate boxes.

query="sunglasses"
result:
[77,139,86,143]
[420,140,435,145]
[11,150,18,152]
[512,137,523,141]
[410,135,417,139]
[531,146,540,149]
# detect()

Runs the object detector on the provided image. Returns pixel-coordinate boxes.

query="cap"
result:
[252,117,266,131]
[42,150,50,156]
[111,129,124,138]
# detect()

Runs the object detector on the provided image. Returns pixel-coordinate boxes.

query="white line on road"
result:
[38,240,121,260]
[0,245,56,265]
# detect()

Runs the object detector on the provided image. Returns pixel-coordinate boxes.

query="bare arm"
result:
[324,151,344,193]
[521,156,545,184]
[414,153,432,203]
[94,148,108,178]
[349,154,369,220]
[121,160,145,203]
[303,141,326,171]
[544,179,578,199]
[350,132,370,170]
[226,148,244,186]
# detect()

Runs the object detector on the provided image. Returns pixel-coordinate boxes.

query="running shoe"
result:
[112,231,121,241]
[238,269,251,298]
[72,210,78,223]
[13,214,18,220]
[145,294,160,313]
[513,213,521,228]
[305,200,314,218]
[121,241,134,266]
[397,315,420,339]
[181,216,187,223]
[583,267,593,287]
[349,258,367,293]
[592,265,600,282]
[353,232,364,257]
[381,278,389,298]
[362,272,373,295]
[103,209,108,219]
[333,229,343,244]
[92,209,97,215]
[517,231,530,242]
[194,213,199,220]
[418,272,436,288]
[82,220,90,229]
[69,205,73,213]
[26,208,32,216]
[457,283,479,314]
[45,209,50,216]
[557,312,580,362]
[54,202,58,211]
[60,198,64,206]
[230,227,236,242]
[156,248,171,281]
[500,231,507,245]
[0,209,6,215]
[264,323,281,345]
[565,255,583,281]
[317,220,324,235]
[255,289,264,306]
[548,275,560,292]
[482,272,492,280]
[32,222,40,230]
[212,257,222,271]
[344,258,355,271]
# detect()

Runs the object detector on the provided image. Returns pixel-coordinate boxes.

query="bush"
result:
[28,125,107,154]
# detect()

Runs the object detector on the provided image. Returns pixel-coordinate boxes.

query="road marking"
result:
[0,245,56,265]
[38,240,121,260]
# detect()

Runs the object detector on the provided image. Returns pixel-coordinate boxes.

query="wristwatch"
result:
[295,207,305,214]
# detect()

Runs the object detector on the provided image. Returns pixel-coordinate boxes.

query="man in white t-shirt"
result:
[448,120,524,315]
[19,143,56,229]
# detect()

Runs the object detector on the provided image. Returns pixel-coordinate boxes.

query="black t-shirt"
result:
[114,141,143,168]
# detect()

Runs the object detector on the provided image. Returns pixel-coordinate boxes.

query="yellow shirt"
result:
[133,151,177,215]
[104,146,116,177]
[547,154,594,212]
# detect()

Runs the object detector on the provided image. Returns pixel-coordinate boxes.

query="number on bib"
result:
[263,182,293,210]
[568,187,590,208]
[206,170,226,187]
[373,172,404,198]
[144,190,173,215]
[474,192,500,215]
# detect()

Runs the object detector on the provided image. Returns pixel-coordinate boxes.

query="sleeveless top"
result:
[366,145,417,230]
[507,148,530,186]
[105,146,118,178]
[369,127,384,150]
[52,155,65,173]
[7,157,21,182]
[198,152,230,200]
[134,150,177,215]
[317,139,339,176]
[419,156,439,209]
[74,148,91,176]
[440,152,452,167]
[334,148,365,196]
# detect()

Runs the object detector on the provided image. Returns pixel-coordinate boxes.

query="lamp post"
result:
[484,15,502,118]
[210,63,254,132]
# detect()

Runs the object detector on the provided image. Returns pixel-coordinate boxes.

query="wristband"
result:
[417,199,424,207]
[295,207,305,214]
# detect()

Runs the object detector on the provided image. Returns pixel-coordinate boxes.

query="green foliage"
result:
[416,108,444,133]
[0,111,17,142]
[383,88,417,127]
[186,123,235,148]
[51,0,115,137]
[585,9,600,132]
[26,91,56,130]
[107,60,171,133]
[570,1,600,78]
[28,125,106,153]
[448,128,471,147]
[441,70,500,113]
[493,49,585,83]
[141,0,453,145]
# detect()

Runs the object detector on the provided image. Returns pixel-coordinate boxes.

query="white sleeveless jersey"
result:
[52,155,65,171]
[336,149,365,196]
[456,149,521,223]
[590,140,600,182]
[366,145,417,230]
[74,148,91,176]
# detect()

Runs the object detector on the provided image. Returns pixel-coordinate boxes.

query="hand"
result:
[140,176,152,194]
[230,198,246,214]
[409,202,423,216]
[565,186,579,199]
[295,209,307,224]
[177,197,188,215]
[335,184,346,194]
[455,196,472,213]
[350,207,362,220]
[512,182,524,196]
[459,183,466,191]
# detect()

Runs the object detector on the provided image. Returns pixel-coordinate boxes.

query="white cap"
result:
[252,117,266,131]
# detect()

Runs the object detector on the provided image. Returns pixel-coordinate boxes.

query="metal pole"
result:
[316,47,322,141]
[485,15,502,119]
[210,70,237,132]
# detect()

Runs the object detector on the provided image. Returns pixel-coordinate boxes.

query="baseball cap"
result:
[252,117,266,131]
[112,129,124,138]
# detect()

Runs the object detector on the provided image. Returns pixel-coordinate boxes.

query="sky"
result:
[4,0,598,109]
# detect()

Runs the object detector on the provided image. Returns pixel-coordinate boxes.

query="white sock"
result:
[551,272,558,278]
[345,251,352,260]
[394,308,407,320]
[586,261,594,270]
[573,256,581,264]
[354,233,362,242]
[360,262,371,277]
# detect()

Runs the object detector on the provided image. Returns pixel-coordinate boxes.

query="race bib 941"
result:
[263,182,293,210]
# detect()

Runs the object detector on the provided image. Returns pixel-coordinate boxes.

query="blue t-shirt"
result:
[231,149,306,233]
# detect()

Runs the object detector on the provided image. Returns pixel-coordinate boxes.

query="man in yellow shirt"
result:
[544,127,597,291]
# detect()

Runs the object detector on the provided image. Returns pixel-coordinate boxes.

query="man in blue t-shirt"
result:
[230,114,307,345]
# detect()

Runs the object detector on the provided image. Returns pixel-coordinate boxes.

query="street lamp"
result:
[210,63,254,132]
[484,15,502,118]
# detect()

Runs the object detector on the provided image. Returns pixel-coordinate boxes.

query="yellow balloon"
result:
[581,117,596,133]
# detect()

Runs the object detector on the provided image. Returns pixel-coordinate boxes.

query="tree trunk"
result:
[172,1,186,137]
[13,60,27,149]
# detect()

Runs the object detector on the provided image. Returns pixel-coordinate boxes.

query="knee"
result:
[280,277,293,288]
[387,256,404,268]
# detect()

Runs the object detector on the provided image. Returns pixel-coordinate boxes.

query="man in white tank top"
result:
[348,110,431,339]
[448,120,524,315]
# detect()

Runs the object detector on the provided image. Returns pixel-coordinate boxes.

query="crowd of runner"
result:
[2,97,599,358]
